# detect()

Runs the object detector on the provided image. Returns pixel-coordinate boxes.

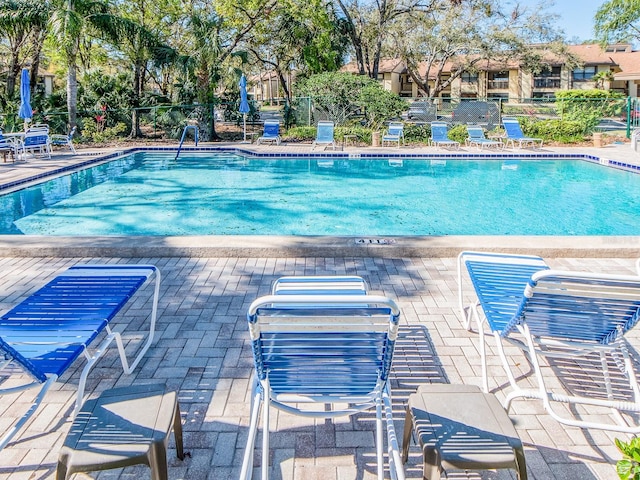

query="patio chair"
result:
[0,131,20,162]
[255,121,281,145]
[240,285,405,480]
[382,122,405,147]
[466,126,502,150]
[429,122,460,149]
[312,120,337,150]
[50,126,77,154]
[502,117,543,149]
[457,251,640,433]
[0,264,161,450]
[21,129,51,159]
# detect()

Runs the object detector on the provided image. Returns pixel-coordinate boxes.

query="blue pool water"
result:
[1,152,639,236]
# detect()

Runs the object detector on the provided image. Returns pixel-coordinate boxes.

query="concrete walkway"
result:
[0,256,638,480]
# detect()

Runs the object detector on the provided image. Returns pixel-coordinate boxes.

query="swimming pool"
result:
[2,151,640,236]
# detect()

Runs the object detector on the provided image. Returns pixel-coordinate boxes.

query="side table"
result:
[402,384,527,480]
[56,384,184,480]
[343,134,358,148]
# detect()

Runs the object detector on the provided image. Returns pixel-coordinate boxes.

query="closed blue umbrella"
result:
[18,68,32,129]
[239,74,250,142]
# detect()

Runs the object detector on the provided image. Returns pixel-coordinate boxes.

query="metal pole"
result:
[627,96,631,139]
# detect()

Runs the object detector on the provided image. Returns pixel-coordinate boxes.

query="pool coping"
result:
[0,233,638,258]
[1,145,639,258]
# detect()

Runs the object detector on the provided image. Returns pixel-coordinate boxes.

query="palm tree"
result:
[50,0,168,130]
[0,0,50,99]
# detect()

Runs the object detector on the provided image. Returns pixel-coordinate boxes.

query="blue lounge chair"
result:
[240,282,405,480]
[256,121,281,145]
[21,129,51,159]
[466,125,502,150]
[50,126,77,154]
[0,264,161,450]
[458,251,640,433]
[429,122,460,149]
[502,117,543,149]
[382,122,405,147]
[312,120,336,150]
[0,131,19,162]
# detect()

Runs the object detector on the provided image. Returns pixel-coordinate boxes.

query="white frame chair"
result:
[240,284,405,480]
[382,122,405,148]
[458,251,640,433]
[312,120,337,150]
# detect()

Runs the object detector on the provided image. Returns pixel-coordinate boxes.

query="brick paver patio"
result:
[0,255,636,480]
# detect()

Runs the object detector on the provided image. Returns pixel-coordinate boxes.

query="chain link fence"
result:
[0,96,634,143]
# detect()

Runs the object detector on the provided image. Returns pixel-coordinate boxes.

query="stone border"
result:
[0,234,637,258]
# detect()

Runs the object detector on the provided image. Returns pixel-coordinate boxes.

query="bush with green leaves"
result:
[359,85,408,130]
[403,123,431,143]
[556,89,625,131]
[284,125,372,144]
[81,119,128,143]
[295,72,407,128]
[616,437,640,479]
[447,124,468,144]
[519,118,587,143]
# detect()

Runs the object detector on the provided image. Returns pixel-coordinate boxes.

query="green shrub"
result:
[616,436,640,479]
[555,89,625,131]
[403,123,431,143]
[82,120,128,143]
[520,118,587,143]
[284,125,372,144]
[447,124,468,144]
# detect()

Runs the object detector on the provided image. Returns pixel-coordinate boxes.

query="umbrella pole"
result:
[243,114,247,142]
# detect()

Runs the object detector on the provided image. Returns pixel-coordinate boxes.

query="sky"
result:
[518,0,606,42]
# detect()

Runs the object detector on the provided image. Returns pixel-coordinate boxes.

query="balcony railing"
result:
[487,80,509,90]
[534,78,561,88]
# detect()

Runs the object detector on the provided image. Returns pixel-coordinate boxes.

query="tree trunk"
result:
[7,49,22,99]
[130,61,143,138]
[67,53,78,129]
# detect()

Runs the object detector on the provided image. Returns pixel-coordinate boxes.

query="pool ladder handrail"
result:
[175,124,199,160]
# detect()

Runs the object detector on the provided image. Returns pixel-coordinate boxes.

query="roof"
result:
[340,44,640,81]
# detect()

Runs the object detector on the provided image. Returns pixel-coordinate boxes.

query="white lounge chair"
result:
[21,129,51,159]
[312,121,336,150]
[430,122,460,149]
[256,121,281,145]
[0,264,161,450]
[240,279,405,480]
[50,126,77,153]
[382,122,405,147]
[466,125,502,150]
[502,117,543,149]
[458,251,640,433]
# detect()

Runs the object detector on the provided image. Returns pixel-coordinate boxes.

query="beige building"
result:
[341,44,640,102]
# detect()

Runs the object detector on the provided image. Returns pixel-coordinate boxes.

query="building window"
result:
[488,93,509,100]
[488,71,509,89]
[532,92,556,100]
[534,66,561,88]
[461,72,478,83]
[572,66,597,81]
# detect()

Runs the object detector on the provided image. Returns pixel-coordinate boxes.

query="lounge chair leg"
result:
[240,380,262,480]
[401,406,412,463]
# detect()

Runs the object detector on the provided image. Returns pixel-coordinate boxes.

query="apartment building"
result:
[342,44,640,102]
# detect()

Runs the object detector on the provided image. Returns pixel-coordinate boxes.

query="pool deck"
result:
[0,256,638,480]
[0,143,639,479]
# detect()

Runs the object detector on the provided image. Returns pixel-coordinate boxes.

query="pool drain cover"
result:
[355,238,397,245]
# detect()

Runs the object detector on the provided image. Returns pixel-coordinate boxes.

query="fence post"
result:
[627,96,631,139]
[308,97,311,126]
